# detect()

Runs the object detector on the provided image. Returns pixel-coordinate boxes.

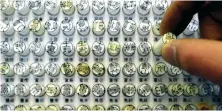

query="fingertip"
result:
[162,39,222,84]
[160,1,205,36]
[161,40,178,67]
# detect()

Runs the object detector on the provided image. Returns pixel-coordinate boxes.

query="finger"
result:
[205,2,222,23]
[160,1,205,36]
[162,39,222,84]
[198,11,222,40]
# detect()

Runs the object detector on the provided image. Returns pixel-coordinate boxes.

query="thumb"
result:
[162,39,222,84]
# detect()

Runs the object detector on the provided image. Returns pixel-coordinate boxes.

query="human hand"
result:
[160,1,222,84]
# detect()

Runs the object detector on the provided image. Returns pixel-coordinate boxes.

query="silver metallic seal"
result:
[0,83,14,97]
[122,83,136,97]
[152,0,168,15]
[107,20,120,36]
[13,62,29,76]
[0,62,14,76]
[152,83,167,97]
[13,41,30,56]
[152,62,167,77]
[107,62,121,77]
[92,62,105,77]
[45,62,60,77]
[76,41,90,56]
[122,62,136,77]
[30,84,45,97]
[107,0,120,15]
[29,19,45,36]
[107,84,120,97]
[29,41,45,56]
[92,20,105,36]
[122,0,136,15]
[137,41,152,56]
[0,41,14,56]
[137,84,151,97]
[122,41,136,56]
[0,20,15,36]
[45,84,60,97]
[30,62,45,77]
[29,0,45,15]
[76,0,90,15]
[61,41,75,56]
[13,19,30,36]
[92,0,105,15]
[153,32,176,56]
[122,20,136,36]
[61,84,75,97]
[61,62,75,77]
[45,0,60,15]
[13,0,29,15]
[92,84,105,97]
[107,41,121,56]
[76,84,90,97]
[138,0,152,15]
[137,62,151,77]
[60,0,75,15]
[45,20,60,36]
[15,83,30,97]
[92,41,105,56]
[61,19,75,36]
[45,41,60,56]
[0,0,15,15]
[76,19,90,36]
[138,20,151,36]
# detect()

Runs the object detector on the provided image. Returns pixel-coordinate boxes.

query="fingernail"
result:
[162,40,179,66]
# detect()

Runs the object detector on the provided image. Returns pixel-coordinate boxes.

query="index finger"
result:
[160,1,205,36]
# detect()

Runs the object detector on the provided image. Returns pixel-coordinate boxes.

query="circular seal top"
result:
[92,105,105,111]
[77,105,90,111]
[13,20,26,32]
[45,84,60,97]
[0,62,10,75]
[61,62,75,77]
[107,84,120,97]
[138,62,151,77]
[45,0,56,10]
[29,0,42,10]
[154,0,168,11]
[60,0,73,10]
[76,63,90,77]
[153,104,167,110]
[76,84,90,97]
[122,84,136,97]
[31,105,45,110]
[185,104,197,110]
[0,0,10,10]
[92,62,105,77]
[137,84,151,97]
[92,84,105,97]
[92,41,105,56]
[108,0,120,10]
[122,62,136,77]
[107,105,120,111]
[0,41,10,54]
[162,32,176,44]
[76,41,90,56]
[29,41,43,54]
[152,83,167,97]
[29,19,41,32]
[107,62,121,77]
[122,104,136,111]
[107,41,121,56]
